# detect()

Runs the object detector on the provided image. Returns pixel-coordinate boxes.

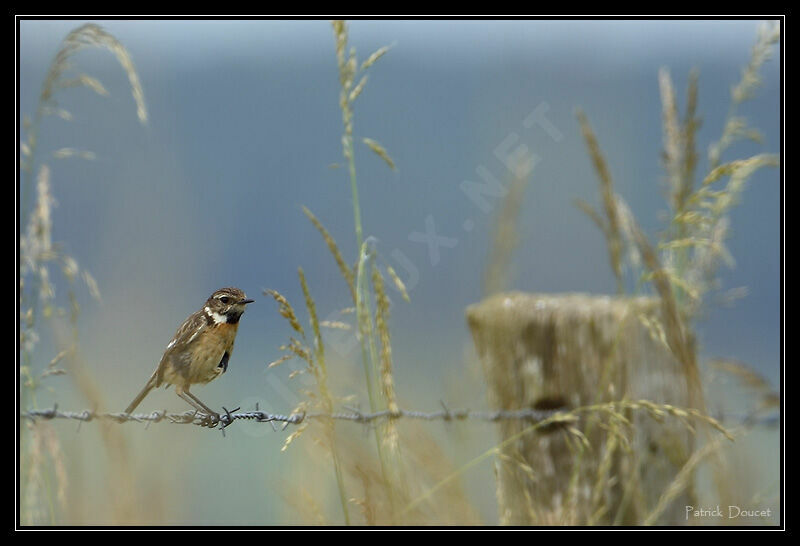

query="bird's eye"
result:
[220,296,230,304]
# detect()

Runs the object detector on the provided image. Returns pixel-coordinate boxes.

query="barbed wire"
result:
[19,403,566,431]
[19,403,778,432]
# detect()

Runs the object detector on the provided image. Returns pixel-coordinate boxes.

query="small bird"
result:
[124,287,254,419]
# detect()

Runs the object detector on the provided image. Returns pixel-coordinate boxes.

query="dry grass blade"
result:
[589,420,620,524]
[702,154,779,187]
[679,69,700,209]
[41,424,68,512]
[630,220,703,410]
[362,137,396,171]
[631,400,732,440]
[41,106,73,121]
[58,74,108,96]
[645,268,700,302]
[385,265,410,302]
[44,24,148,124]
[371,266,399,416]
[53,148,96,160]
[638,312,670,350]
[660,67,701,216]
[298,268,323,366]
[331,20,350,87]
[74,24,148,124]
[22,422,47,524]
[709,22,779,168]
[709,358,774,393]
[660,237,716,250]
[21,166,55,276]
[281,421,309,452]
[360,45,390,71]
[264,289,305,338]
[268,354,293,369]
[320,320,352,330]
[659,67,684,210]
[573,198,606,233]
[731,23,781,104]
[302,206,356,303]
[39,368,67,379]
[281,337,311,366]
[483,158,531,296]
[45,347,72,370]
[576,109,623,293]
[349,75,368,103]
[612,194,642,271]
[644,429,739,525]
[82,271,101,302]
[297,267,352,524]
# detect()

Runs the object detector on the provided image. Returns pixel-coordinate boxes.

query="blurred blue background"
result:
[19,19,780,524]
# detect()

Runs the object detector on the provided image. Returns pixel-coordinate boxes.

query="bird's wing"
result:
[155,310,208,385]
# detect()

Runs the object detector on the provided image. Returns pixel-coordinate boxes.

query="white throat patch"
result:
[205,306,227,325]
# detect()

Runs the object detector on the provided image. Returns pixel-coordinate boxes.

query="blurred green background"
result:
[18,19,780,525]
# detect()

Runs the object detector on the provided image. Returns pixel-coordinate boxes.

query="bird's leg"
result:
[176,388,220,425]
[184,391,218,417]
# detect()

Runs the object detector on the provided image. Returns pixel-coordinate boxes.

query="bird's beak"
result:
[241,298,255,305]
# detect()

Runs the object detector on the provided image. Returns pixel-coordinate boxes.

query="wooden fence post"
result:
[467,292,696,525]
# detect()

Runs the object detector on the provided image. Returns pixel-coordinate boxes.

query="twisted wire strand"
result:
[20,404,562,430]
[20,404,777,431]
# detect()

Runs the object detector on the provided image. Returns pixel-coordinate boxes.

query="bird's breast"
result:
[188,322,239,383]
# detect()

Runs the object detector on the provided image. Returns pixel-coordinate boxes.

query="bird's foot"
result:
[195,406,239,430]
[196,411,221,428]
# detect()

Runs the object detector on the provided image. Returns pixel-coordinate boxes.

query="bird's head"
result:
[204,287,254,324]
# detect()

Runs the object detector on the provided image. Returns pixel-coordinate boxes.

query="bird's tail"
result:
[124,371,158,415]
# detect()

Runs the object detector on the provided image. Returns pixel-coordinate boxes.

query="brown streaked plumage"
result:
[124,287,254,419]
